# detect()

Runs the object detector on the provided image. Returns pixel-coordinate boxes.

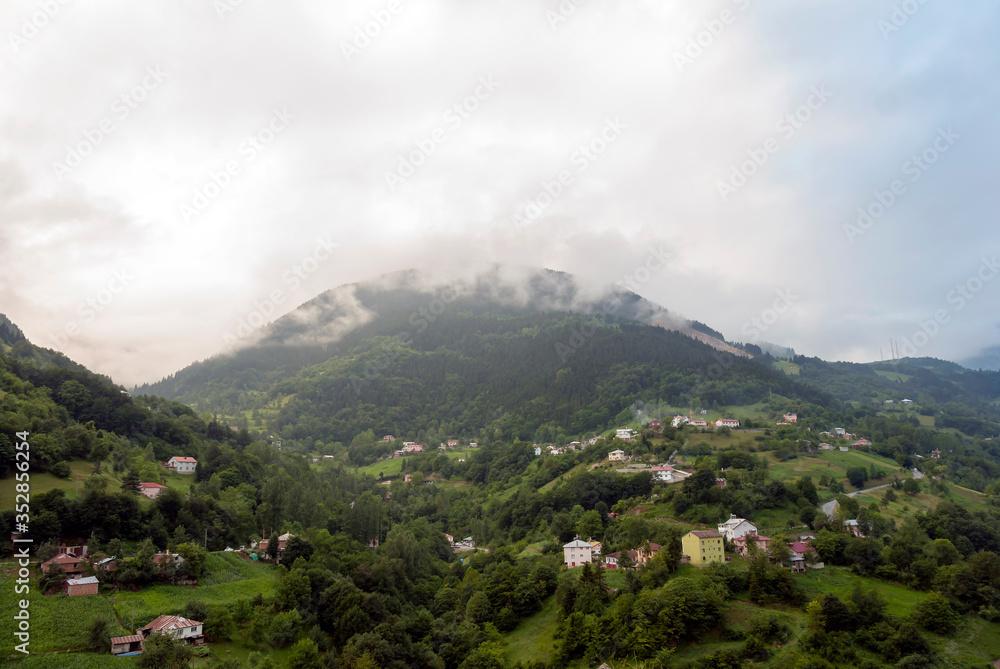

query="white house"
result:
[138,482,167,499]
[140,615,203,643]
[717,514,758,542]
[608,449,626,462]
[716,419,740,428]
[616,428,635,440]
[901,399,914,405]
[166,457,197,474]
[563,538,596,567]
[671,415,689,428]
[534,445,542,456]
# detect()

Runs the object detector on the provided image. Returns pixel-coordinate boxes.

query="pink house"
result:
[733,534,771,557]
[852,439,872,449]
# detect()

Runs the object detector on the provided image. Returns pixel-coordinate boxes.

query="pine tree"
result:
[121,469,141,494]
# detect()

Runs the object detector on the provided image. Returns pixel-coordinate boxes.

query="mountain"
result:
[0,312,89,372]
[137,266,830,444]
[963,344,1000,372]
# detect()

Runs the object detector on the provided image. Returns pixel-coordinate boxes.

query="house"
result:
[635,541,661,565]
[788,541,815,561]
[534,446,542,456]
[258,532,293,558]
[843,520,865,538]
[401,444,423,454]
[931,449,941,459]
[65,575,99,596]
[852,439,872,449]
[111,634,144,656]
[586,436,604,446]
[716,419,740,428]
[671,415,689,428]
[41,553,83,576]
[140,615,204,644]
[138,482,167,499]
[166,456,197,474]
[58,539,88,557]
[152,552,186,566]
[648,420,662,429]
[682,530,725,566]
[833,427,846,436]
[604,552,620,569]
[717,514,758,542]
[93,556,117,572]
[469,442,478,448]
[616,428,635,440]
[447,440,459,447]
[902,399,913,405]
[563,538,595,567]
[689,420,708,428]
[382,435,395,441]
[733,533,772,557]
[323,455,335,459]
[884,399,895,404]
[839,445,849,452]
[444,533,454,544]
[819,443,833,451]
[608,449,627,462]
[715,478,728,488]
[783,413,798,423]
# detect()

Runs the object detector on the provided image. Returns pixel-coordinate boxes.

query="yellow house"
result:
[682,530,725,566]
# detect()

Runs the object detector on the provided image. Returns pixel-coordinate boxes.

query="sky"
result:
[2,0,999,386]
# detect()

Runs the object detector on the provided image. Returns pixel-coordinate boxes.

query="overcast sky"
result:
[2,0,999,386]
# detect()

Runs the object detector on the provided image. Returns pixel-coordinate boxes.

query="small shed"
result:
[65,576,99,596]
[111,634,144,656]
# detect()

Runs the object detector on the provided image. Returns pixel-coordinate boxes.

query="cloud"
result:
[2,0,999,384]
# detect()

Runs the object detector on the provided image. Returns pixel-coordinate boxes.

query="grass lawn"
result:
[765,450,908,492]
[504,594,559,666]
[107,560,278,629]
[928,616,1000,668]
[1,460,195,511]
[0,461,116,509]
[3,654,138,668]
[797,566,928,617]
[0,552,278,656]
[774,360,802,375]
[875,370,913,382]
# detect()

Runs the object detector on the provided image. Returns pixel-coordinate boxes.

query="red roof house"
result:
[41,553,83,576]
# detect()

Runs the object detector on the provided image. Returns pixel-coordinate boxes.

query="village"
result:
[19,409,914,661]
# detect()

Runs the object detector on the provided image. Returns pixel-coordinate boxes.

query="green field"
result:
[875,370,913,382]
[774,360,802,375]
[0,462,117,509]
[107,554,278,628]
[349,447,475,479]
[765,449,908,493]
[0,552,278,658]
[504,594,560,666]
[4,654,138,668]
[0,460,195,511]
[797,565,928,616]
